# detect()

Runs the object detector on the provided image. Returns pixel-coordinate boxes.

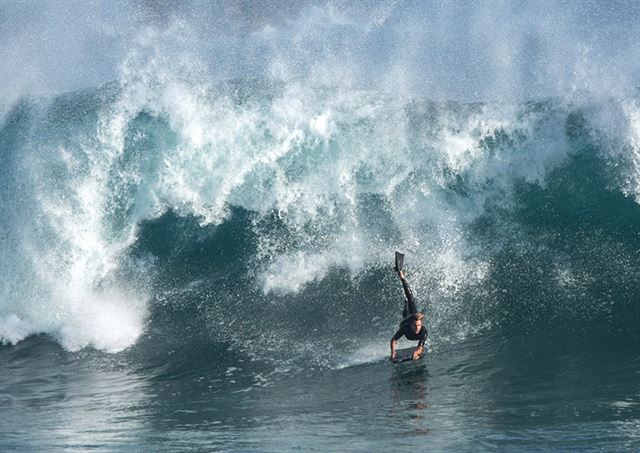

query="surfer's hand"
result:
[412,350,421,360]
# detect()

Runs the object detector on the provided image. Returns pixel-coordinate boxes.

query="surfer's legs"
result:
[399,273,418,316]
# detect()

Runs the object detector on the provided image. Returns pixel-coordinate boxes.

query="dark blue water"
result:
[3,331,640,451]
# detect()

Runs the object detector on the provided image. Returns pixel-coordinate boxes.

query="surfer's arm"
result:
[413,329,427,360]
[390,330,402,360]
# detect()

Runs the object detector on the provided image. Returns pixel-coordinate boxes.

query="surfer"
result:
[390,253,427,361]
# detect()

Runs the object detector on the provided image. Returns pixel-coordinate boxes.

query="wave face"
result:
[3,84,640,359]
[2,3,640,362]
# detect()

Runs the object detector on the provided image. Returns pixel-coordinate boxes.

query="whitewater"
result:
[2,1,640,451]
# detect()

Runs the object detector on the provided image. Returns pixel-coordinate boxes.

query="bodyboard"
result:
[392,347,424,364]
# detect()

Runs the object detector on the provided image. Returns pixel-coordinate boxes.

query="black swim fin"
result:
[395,251,404,273]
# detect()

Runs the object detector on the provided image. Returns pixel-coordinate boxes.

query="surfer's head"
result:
[412,313,424,332]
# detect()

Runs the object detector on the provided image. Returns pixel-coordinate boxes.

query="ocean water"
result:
[2,2,640,451]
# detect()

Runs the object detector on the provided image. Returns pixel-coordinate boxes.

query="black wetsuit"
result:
[393,323,428,347]
[392,273,428,347]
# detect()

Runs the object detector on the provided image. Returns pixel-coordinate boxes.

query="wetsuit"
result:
[392,323,428,347]
[392,272,428,347]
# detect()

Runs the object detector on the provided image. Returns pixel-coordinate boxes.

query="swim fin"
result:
[395,251,404,273]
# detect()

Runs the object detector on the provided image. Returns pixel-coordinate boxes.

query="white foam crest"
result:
[37,89,154,351]
[54,288,146,353]
[13,143,148,351]
[263,235,366,294]
[121,68,570,296]
[108,22,275,225]
[0,128,148,351]
[438,103,570,194]
[624,101,640,201]
[0,315,34,345]
[583,97,640,202]
[611,100,640,202]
